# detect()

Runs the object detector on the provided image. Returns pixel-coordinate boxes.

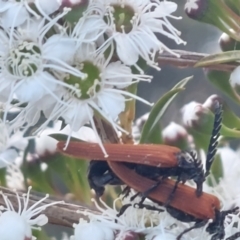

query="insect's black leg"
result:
[164,175,181,207]
[134,197,164,213]
[117,191,142,217]
[226,232,240,240]
[177,220,207,240]
[206,207,239,240]
[121,186,131,199]
[117,203,132,217]
[140,178,163,199]
[130,192,141,201]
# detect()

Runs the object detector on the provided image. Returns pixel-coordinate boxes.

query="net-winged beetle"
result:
[57,101,223,197]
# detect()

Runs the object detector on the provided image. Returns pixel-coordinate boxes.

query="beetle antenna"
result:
[205,101,223,177]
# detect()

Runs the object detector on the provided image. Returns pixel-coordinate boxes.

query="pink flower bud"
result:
[116,231,139,240]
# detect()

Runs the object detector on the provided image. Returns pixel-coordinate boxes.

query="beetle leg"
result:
[134,200,164,213]
[177,220,207,240]
[226,232,240,240]
[140,178,164,199]
[164,175,181,207]
[206,207,239,240]
[121,186,131,199]
[117,192,145,217]
[117,203,132,217]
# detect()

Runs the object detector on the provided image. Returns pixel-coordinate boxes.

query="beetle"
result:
[107,161,239,240]
[58,143,239,239]
[57,101,223,197]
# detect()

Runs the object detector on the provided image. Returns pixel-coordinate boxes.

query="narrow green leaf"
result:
[222,102,240,129]
[0,168,6,187]
[221,124,240,138]
[22,161,54,194]
[206,70,240,104]
[195,50,240,67]
[140,76,192,144]
[47,153,91,203]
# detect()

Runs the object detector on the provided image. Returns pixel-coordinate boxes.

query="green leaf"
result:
[188,129,210,151]
[22,160,54,194]
[195,50,240,67]
[0,168,6,187]
[64,4,89,24]
[32,229,52,240]
[140,76,192,144]
[47,153,91,203]
[222,102,240,129]
[206,70,240,104]
[221,124,240,138]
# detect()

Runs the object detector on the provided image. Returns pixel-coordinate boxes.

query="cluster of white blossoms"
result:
[0,0,185,156]
[0,0,187,238]
[70,183,240,240]
[0,186,63,240]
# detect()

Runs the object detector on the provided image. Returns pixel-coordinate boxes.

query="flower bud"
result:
[181,100,217,134]
[202,94,223,112]
[162,122,191,149]
[219,32,240,52]
[230,66,240,97]
[184,0,240,41]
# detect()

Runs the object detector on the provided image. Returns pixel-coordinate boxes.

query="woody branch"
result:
[0,186,99,228]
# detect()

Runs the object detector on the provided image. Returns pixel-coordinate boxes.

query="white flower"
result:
[6,160,25,190]
[34,0,61,16]
[71,188,240,240]
[0,186,63,240]
[0,0,61,29]
[0,0,36,28]
[0,120,27,168]
[72,219,114,240]
[0,16,83,106]
[73,15,108,46]
[32,43,152,155]
[73,193,164,240]
[184,0,199,13]
[96,0,185,70]
[35,122,98,156]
